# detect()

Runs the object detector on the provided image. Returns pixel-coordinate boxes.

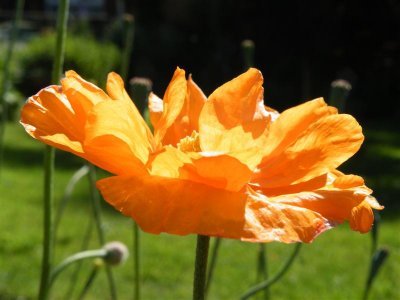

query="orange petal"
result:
[254,100,364,188]
[153,67,187,147]
[163,76,208,145]
[21,71,152,176]
[254,174,329,197]
[21,85,85,155]
[186,75,207,131]
[272,177,382,233]
[96,175,331,243]
[61,71,108,124]
[181,152,253,192]
[106,72,154,142]
[198,68,269,166]
[260,98,335,159]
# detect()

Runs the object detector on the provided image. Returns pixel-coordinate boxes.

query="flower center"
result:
[177,131,201,152]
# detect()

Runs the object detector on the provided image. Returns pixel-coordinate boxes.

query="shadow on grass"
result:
[3,144,84,170]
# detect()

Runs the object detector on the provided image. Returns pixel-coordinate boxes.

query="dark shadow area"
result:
[3,144,85,170]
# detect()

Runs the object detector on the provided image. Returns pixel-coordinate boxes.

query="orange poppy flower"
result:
[20,68,382,243]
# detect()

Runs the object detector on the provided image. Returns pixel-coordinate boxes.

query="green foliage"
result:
[15,31,120,96]
[0,44,24,120]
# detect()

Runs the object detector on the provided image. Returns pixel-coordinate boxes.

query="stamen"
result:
[177,131,201,152]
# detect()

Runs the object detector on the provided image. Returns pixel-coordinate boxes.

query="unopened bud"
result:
[329,79,352,112]
[241,39,255,69]
[129,77,153,116]
[103,241,129,266]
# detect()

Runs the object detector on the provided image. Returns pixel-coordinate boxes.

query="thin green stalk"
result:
[38,1,69,299]
[51,0,70,83]
[54,165,89,233]
[49,249,107,287]
[87,164,117,300]
[128,78,151,300]
[0,0,24,171]
[64,217,94,300]
[120,14,135,82]
[39,146,55,300]
[133,222,140,300]
[240,243,302,300]
[193,235,210,300]
[205,237,221,297]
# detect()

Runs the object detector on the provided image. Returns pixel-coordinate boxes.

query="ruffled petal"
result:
[147,146,253,192]
[243,190,332,243]
[97,175,331,243]
[350,200,375,233]
[97,174,248,237]
[84,98,153,175]
[254,99,364,188]
[21,85,86,155]
[21,71,153,176]
[198,68,269,166]
[270,172,383,233]
[61,71,108,130]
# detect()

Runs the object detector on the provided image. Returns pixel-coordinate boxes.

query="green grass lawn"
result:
[0,121,399,300]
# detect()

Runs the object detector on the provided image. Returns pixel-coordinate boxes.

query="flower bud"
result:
[103,241,129,266]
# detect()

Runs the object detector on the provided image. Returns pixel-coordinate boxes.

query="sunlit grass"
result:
[0,122,399,299]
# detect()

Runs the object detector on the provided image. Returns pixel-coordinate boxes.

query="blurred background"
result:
[1,0,399,118]
[0,0,399,299]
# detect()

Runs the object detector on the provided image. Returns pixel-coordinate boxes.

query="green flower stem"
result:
[133,222,140,300]
[120,14,135,82]
[205,237,221,296]
[362,248,389,300]
[240,243,302,300]
[193,235,210,300]
[0,0,24,172]
[39,146,55,300]
[51,0,70,83]
[38,1,70,299]
[256,244,269,300]
[87,164,117,300]
[49,249,107,288]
